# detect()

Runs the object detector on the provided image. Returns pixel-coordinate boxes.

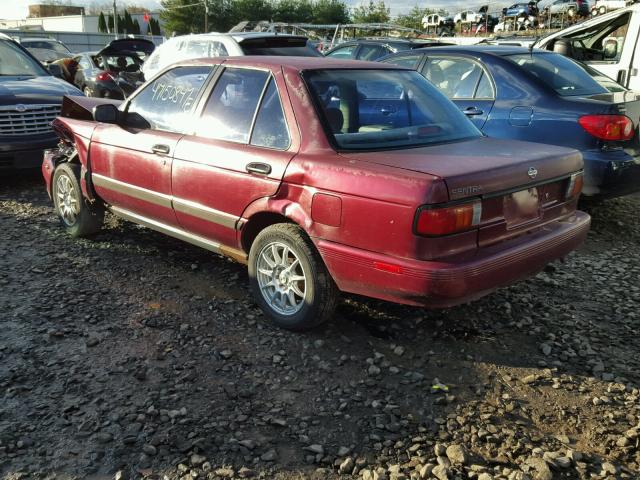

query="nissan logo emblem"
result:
[15,104,26,113]
[527,167,538,179]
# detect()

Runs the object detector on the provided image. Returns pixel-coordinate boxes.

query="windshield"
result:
[0,40,47,76]
[508,53,611,96]
[305,69,481,151]
[22,40,71,55]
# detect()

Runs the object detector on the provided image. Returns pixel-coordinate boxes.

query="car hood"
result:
[339,137,583,199]
[0,75,82,104]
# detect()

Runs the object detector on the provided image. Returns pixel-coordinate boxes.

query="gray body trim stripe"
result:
[110,206,223,254]
[92,173,240,230]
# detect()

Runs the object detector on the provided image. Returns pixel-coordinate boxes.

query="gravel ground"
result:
[1,173,639,480]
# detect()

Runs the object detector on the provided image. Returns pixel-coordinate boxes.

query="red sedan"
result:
[43,57,590,330]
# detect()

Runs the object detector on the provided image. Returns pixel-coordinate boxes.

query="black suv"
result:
[0,33,82,170]
[324,38,453,61]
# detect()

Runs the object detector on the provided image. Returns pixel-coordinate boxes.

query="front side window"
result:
[0,40,47,76]
[509,53,610,96]
[562,12,630,62]
[326,45,357,59]
[198,68,269,142]
[305,69,480,151]
[126,66,212,132]
[357,45,390,61]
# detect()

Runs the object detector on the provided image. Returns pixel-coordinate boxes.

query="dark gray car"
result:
[0,34,82,170]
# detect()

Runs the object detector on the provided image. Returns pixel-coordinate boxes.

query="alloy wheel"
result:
[256,242,307,316]
[56,173,80,226]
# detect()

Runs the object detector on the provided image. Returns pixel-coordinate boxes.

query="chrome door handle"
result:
[246,162,272,175]
[151,144,170,155]
[463,107,484,116]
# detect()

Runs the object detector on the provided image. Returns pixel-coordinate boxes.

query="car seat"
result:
[325,107,344,133]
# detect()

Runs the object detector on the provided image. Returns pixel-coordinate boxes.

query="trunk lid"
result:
[338,137,582,200]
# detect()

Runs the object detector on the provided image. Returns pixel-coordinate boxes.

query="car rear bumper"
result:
[316,211,590,308]
[582,149,640,198]
[0,135,58,170]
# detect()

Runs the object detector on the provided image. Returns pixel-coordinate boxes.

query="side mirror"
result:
[604,38,618,59]
[93,103,119,124]
[48,63,64,79]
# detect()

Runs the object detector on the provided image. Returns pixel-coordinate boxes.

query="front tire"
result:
[248,223,338,331]
[52,163,104,238]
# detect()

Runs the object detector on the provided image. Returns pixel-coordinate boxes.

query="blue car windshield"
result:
[305,69,481,151]
[508,52,614,96]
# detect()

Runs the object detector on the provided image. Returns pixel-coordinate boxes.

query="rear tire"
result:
[599,5,606,14]
[248,223,338,331]
[52,163,104,238]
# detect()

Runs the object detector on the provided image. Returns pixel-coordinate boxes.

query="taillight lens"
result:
[415,201,482,236]
[565,171,584,199]
[578,114,634,141]
[96,71,115,82]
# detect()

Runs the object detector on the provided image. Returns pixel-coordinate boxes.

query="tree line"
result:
[97,10,162,35]
[160,0,436,35]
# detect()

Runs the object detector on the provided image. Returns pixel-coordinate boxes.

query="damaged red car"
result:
[43,57,590,330]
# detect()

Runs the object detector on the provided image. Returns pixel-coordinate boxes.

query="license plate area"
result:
[503,187,541,229]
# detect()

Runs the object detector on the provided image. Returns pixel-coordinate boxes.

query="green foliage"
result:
[394,6,435,30]
[312,0,350,24]
[147,17,162,35]
[352,0,390,24]
[98,12,108,33]
[230,0,273,25]
[273,0,314,23]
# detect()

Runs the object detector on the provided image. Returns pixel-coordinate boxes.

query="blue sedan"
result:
[379,45,640,200]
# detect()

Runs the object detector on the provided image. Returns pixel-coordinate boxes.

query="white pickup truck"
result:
[534,3,640,90]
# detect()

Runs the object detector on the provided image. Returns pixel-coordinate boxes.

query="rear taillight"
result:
[96,71,115,82]
[565,171,584,199]
[578,114,634,141]
[415,200,482,236]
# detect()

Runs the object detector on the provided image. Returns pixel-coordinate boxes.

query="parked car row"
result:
[380,45,640,199]
[1,27,638,331]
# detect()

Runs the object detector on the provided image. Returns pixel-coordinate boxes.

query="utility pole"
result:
[204,0,209,33]
[113,0,118,38]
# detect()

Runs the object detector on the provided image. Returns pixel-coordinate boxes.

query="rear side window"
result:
[382,54,421,69]
[508,53,609,96]
[198,68,270,142]
[422,57,491,99]
[126,66,212,132]
[251,79,290,150]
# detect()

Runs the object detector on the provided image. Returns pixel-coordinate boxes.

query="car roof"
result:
[177,55,408,70]
[19,37,64,43]
[164,32,307,43]
[412,44,541,56]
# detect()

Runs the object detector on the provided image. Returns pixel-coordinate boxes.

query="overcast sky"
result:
[2,0,519,20]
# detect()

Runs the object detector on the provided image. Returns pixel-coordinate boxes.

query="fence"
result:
[1,29,165,53]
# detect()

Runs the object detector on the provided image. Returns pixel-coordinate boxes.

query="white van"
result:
[534,4,640,90]
[142,32,320,80]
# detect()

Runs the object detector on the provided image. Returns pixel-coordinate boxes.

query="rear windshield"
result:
[22,40,71,55]
[240,38,322,57]
[508,52,611,96]
[304,69,481,151]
